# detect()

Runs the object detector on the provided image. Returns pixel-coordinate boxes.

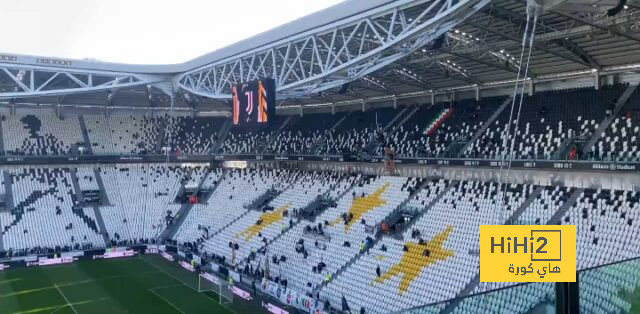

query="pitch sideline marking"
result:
[54,284,78,314]
[148,288,186,314]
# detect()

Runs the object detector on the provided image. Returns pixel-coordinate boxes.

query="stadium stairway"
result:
[457,97,512,156]
[394,106,421,133]
[334,174,364,201]
[69,168,85,204]
[208,210,252,240]
[298,197,327,221]
[552,137,576,160]
[302,175,364,221]
[92,168,111,205]
[364,107,409,152]
[505,186,543,225]
[211,118,233,153]
[381,107,409,133]
[3,171,14,213]
[0,116,6,155]
[92,206,110,245]
[198,169,227,202]
[78,115,93,154]
[69,168,105,240]
[162,168,227,241]
[310,112,351,154]
[155,117,168,154]
[395,185,453,239]
[259,115,292,154]
[546,188,584,225]
[582,83,639,155]
[246,188,282,211]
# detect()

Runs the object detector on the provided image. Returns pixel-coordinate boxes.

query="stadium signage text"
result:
[145,248,159,254]
[201,272,221,285]
[262,302,289,314]
[0,154,637,173]
[36,58,73,66]
[179,260,195,272]
[592,163,636,171]
[480,225,576,282]
[231,286,252,300]
[28,256,77,267]
[0,55,17,62]
[93,250,136,260]
[161,252,174,262]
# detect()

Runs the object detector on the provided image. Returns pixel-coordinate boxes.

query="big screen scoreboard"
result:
[231,78,276,126]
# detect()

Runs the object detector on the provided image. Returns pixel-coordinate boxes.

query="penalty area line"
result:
[53,284,78,314]
[148,288,186,314]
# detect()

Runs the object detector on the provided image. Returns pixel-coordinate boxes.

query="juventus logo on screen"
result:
[232,78,275,126]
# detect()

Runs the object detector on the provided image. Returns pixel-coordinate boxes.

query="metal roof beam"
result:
[380,73,435,91]
[465,21,593,68]
[177,0,491,100]
[551,38,601,69]
[355,80,396,95]
[551,9,640,44]
[442,49,526,76]
[480,2,562,34]
[0,64,163,100]
[431,62,478,84]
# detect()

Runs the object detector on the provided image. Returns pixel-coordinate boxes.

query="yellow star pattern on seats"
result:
[372,225,454,294]
[236,203,290,241]
[331,182,389,231]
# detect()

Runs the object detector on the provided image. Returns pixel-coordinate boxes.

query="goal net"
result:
[198,272,233,305]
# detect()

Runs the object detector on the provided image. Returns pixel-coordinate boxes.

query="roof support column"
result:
[299,105,303,117]
[528,79,535,96]
[593,70,600,90]
[167,92,175,163]
[331,104,335,115]
[475,85,480,101]
[431,92,435,105]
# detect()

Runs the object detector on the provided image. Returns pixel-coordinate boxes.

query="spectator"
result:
[568,146,577,160]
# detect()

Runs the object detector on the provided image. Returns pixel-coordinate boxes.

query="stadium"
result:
[0,0,639,313]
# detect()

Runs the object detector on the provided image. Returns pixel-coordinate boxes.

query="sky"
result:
[0,0,345,65]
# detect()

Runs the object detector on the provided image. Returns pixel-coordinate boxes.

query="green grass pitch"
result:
[0,254,235,314]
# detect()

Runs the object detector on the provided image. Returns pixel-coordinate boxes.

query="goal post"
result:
[198,272,233,305]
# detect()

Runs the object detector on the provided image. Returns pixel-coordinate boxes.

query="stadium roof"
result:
[1,0,639,110]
